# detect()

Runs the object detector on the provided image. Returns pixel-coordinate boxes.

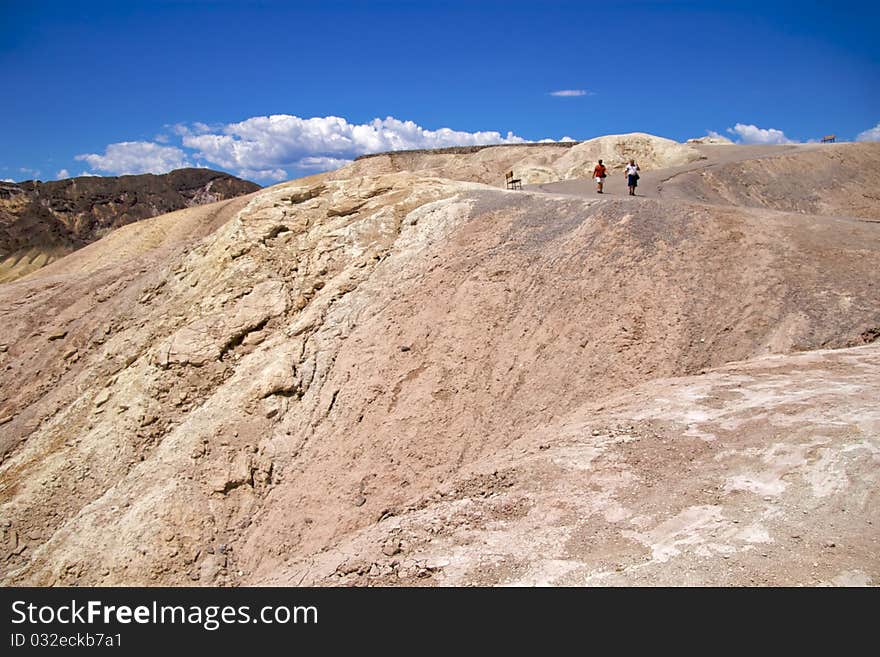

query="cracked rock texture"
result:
[0,136,878,586]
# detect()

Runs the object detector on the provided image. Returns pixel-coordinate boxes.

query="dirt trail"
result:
[530,142,880,223]
[531,144,818,199]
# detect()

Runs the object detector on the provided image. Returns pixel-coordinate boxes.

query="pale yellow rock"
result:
[156,280,288,367]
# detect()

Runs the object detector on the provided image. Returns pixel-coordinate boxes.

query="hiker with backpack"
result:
[593,159,607,193]
[625,159,640,195]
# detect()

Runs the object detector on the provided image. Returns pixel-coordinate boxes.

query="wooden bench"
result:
[505,171,522,190]
[821,134,836,143]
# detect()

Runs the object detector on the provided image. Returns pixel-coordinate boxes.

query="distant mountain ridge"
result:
[0,168,260,283]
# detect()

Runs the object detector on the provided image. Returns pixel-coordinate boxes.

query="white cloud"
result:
[181,114,526,180]
[297,156,354,171]
[72,114,539,183]
[856,122,880,142]
[537,136,577,143]
[75,141,192,175]
[167,121,226,138]
[1,178,14,183]
[238,168,289,182]
[192,122,218,134]
[549,90,591,97]
[726,123,793,145]
[55,169,70,180]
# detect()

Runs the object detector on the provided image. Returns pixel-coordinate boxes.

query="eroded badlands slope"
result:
[0,169,260,283]
[0,140,878,586]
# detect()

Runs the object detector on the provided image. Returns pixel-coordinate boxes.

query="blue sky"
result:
[1,0,878,183]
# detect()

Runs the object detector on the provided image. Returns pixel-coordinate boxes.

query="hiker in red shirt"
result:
[593,159,607,193]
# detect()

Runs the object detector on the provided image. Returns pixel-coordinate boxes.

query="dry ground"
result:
[1,138,878,586]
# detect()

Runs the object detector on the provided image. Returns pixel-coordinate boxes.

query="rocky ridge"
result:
[0,168,260,283]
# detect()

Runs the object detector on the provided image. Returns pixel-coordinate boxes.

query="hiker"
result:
[593,159,607,193]
[625,159,640,195]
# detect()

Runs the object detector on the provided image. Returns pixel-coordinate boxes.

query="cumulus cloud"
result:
[238,168,289,182]
[192,122,218,134]
[2,178,14,183]
[180,114,526,180]
[537,136,577,143]
[549,90,591,97]
[69,114,537,183]
[856,122,880,142]
[75,141,192,175]
[726,123,793,145]
[55,169,70,180]
[297,156,354,171]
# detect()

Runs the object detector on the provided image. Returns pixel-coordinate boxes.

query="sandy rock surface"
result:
[337,133,704,187]
[0,136,878,586]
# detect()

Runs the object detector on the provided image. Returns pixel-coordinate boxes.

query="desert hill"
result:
[0,135,878,586]
[0,168,260,283]
[334,133,705,186]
